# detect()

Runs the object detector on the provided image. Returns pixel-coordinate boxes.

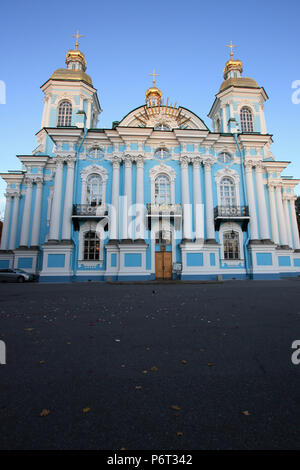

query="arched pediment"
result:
[118,105,209,131]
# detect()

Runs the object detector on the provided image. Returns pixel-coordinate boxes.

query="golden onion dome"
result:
[223,58,243,79]
[66,48,87,71]
[50,68,93,86]
[145,86,162,100]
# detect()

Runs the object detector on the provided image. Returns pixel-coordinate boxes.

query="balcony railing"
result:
[146,203,182,217]
[72,204,108,217]
[214,205,250,230]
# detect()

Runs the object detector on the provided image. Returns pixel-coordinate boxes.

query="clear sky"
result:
[1,0,300,217]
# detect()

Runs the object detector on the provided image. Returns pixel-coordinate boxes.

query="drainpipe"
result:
[233,132,250,277]
[72,124,88,280]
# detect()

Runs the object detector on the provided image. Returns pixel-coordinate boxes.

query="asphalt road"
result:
[0,279,300,450]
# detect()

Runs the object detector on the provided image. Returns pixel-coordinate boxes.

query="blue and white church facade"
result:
[1,41,300,281]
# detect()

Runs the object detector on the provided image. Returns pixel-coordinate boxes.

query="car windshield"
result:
[14,269,27,273]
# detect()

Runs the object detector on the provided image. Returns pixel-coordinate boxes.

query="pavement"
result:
[0,279,300,450]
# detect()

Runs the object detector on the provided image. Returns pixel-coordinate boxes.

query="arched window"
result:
[240,107,254,133]
[155,174,171,205]
[57,101,72,127]
[154,148,171,160]
[84,231,100,260]
[223,231,240,260]
[154,124,171,131]
[220,177,236,207]
[87,174,103,206]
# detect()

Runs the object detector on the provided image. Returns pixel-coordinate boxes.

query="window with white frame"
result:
[84,231,100,260]
[218,151,233,164]
[220,177,236,207]
[57,101,72,127]
[155,174,171,205]
[154,124,171,131]
[223,231,240,259]
[87,147,104,159]
[154,148,171,160]
[240,107,254,133]
[87,174,103,206]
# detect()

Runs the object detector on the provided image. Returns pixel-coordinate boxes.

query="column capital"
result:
[244,159,255,171]
[24,178,34,188]
[112,155,122,169]
[179,156,190,168]
[123,155,133,167]
[135,155,144,168]
[4,192,13,199]
[55,157,65,168]
[192,157,202,168]
[203,158,213,169]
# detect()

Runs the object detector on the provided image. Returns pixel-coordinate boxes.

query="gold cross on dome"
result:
[72,30,84,50]
[226,40,236,59]
[149,69,160,87]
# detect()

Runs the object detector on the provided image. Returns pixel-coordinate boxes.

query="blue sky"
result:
[1,0,300,215]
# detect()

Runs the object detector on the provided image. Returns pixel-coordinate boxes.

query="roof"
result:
[219,77,259,92]
[50,68,93,86]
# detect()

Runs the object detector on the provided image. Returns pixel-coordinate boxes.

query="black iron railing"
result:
[72,204,108,217]
[214,206,249,218]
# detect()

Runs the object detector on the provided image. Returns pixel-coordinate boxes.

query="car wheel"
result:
[17,276,25,283]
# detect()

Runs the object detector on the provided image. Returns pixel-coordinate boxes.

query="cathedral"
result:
[1,35,300,282]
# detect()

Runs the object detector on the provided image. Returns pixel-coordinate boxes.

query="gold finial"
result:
[226,40,236,60]
[149,69,160,87]
[72,30,84,50]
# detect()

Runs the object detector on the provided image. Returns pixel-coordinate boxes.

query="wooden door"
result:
[155,251,172,279]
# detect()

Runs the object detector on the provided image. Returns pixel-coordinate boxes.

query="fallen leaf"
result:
[39,360,45,364]
[177,432,183,437]
[66,342,71,345]
[171,405,181,411]
[181,360,187,365]
[208,362,214,366]
[241,410,250,416]
[40,409,50,417]
[24,328,34,332]
[150,366,158,371]
[142,370,148,374]
[135,386,142,390]
[82,407,91,413]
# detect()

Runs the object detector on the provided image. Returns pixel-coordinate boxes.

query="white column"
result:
[110,157,121,240]
[244,162,259,241]
[180,157,192,241]
[31,180,44,247]
[122,156,132,240]
[260,105,267,134]
[283,196,293,248]
[290,197,300,250]
[203,159,215,241]
[9,194,20,250]
[267,183,279,245]
[0,193,12,250]
[193,158,204,241]
[275,184,288,247]
[222,105,228,132]
[254,163,270,240]
[86,99,92,128]
[49,159,64,241]
[19,179,33,247]
[62,159,75,240]
[135,156,145,240]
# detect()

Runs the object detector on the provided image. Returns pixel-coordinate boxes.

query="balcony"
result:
[214,205,250,230]
[72,204,108,230]
[146,203,182,230]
